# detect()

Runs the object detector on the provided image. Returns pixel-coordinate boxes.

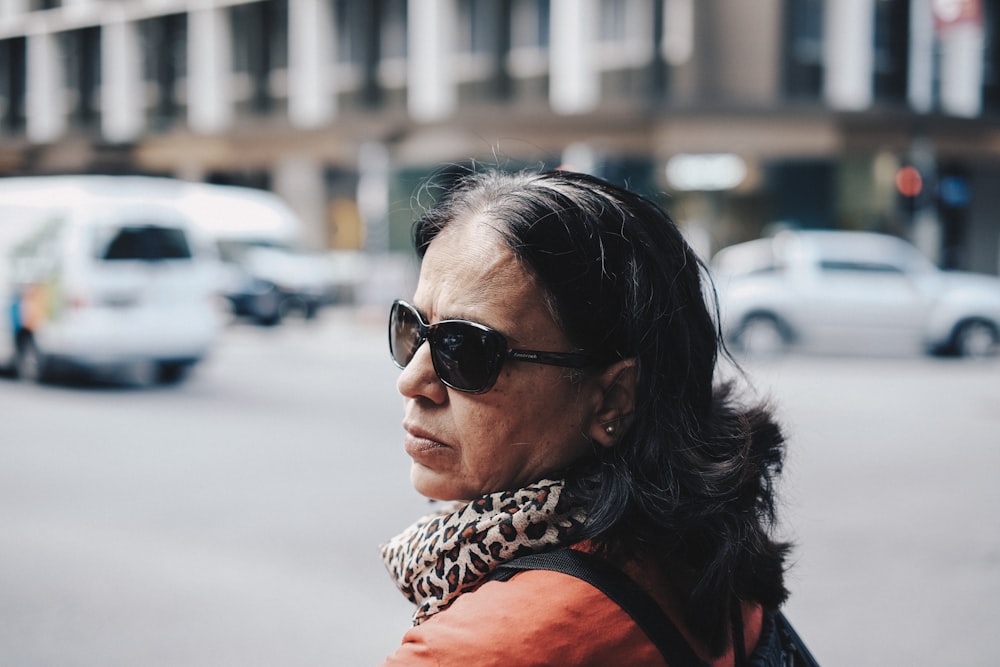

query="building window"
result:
[330,0,364,109]
[140,14,187,131]
[333,0,395,107]
[0,37,27,133]
[61,27,101,131]
[983,0,1000,113]
[873,0,909,103]
[782,0,824,100]
[594,0,656,101]
[329,0,407,109]
[511,0,549,51]
[598,0,629,43]
[207,169,271,190]
[766,161,835,230]
[334,0,365,67]
[379,0,407,95]
[232,0,288,115]
[381,0,407,60]
[596,0,654,70]
[456,0,498,55]
[455,0,501,85]
[455,0,515,102]
[508,0,550,99]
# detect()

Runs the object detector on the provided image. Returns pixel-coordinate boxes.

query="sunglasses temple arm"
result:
[507,349,592,368]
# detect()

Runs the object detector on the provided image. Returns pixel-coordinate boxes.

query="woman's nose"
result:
[396,341,447,402]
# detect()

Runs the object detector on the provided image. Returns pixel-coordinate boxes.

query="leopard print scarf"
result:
[380,478,587,625]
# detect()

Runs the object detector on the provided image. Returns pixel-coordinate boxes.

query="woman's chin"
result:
[410,464,473,502]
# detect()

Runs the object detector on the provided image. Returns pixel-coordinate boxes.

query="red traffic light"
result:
[895,166,923,197]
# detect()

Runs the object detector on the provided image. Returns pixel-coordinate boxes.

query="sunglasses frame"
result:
[389,299,593,393]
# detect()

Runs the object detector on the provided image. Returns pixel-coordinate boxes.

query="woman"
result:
[379,169,797,666]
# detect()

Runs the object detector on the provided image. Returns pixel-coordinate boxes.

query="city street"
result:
[1,309,998,666]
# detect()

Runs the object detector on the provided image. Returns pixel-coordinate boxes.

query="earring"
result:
[605,424,616,435]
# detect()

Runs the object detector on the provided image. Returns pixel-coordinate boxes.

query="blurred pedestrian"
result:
[379,169,810,666]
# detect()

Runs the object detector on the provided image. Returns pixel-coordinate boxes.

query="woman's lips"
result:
[403,427,448,458]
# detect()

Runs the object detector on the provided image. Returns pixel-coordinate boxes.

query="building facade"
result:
[1,0,998,274]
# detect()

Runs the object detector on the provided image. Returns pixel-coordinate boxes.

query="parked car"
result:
[710,230,1000,358]
[0,176,222,384]
[215,240,334,325]
[174,183,339,326]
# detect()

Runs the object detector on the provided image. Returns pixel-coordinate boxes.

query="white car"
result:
[710,230,1000,358]
[216,240,335,325]
[175,182,346,326]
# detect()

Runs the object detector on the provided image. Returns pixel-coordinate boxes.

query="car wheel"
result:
[15,334,48,383]
[157,361,190,385]
[953,320,998,359]
[253,289,283,326]
[279,295,306,321]
[256,310,283,326]
[734,314,790,357]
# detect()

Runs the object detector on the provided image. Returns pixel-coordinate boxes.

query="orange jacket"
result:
[379,558,763,666]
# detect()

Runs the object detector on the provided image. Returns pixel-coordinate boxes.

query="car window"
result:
[9,216,67,282]
[819,260,905,275]
[217,238,293,263]
[11,216,65,260]
[712,240,785,277]
[101,225,192,261]
[744,263,784,276]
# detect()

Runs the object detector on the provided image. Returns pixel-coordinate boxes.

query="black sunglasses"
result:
[389,299,593,394]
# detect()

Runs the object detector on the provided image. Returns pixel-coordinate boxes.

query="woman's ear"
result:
[588,358,637,447]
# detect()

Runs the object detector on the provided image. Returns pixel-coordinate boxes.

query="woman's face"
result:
[396,216,604,501]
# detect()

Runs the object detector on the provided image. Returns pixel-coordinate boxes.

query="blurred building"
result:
[1,0,999,275]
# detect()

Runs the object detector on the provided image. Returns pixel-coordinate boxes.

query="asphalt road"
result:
[1,308,998,666]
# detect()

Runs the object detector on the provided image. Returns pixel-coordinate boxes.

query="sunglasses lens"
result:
[389,302,422,367]
[431,323,505,392]
[389,301,508,393]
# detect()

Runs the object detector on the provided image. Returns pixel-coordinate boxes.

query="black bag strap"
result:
[491,548,710,667]
[492,548,821,667]
[772,613,821,667]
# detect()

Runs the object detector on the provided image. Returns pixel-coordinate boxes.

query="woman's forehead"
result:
[418,222,528,310]
[414,219,560,344]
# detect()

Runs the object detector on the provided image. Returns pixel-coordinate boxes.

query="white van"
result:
[0,176,222,384]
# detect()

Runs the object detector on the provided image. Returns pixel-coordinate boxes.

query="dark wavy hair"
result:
[412,168,790,656]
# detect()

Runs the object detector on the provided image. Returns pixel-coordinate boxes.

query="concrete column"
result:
[175,163,207,183]
[908,0,935,113]
[939,22,984,117]
[560,142,596,174]
[357,141,390,254]
[101,14,144,143]
[187,3,232,134]
[908,137,941,264]
[288,0,335,128]
[0,0,28,20]
[273,156,328,251]
[549,0,598,114]
[662,0,694,65]
[26,31,65,143]
[407,0,456,122]
[824,0,875,110]
[62,0,93,12]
